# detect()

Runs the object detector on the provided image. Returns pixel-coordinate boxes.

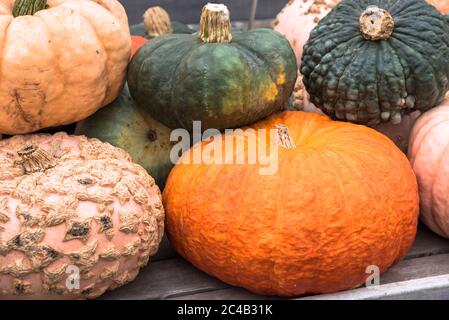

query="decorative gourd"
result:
[428,0,449,14]
[76,84,174,189]
[131,36,148,58]
[408,99,449,238]
[290,75,422,153]
[274,0,340,65]
[0,133,164,299]
[164,111,419,296]
[301,0,449,127]
[0,0,131,135]
[128,3,297,131]
[130,6,193,39]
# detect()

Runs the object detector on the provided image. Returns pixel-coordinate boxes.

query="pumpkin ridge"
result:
[426,129,449,236]
[388,36,442,108]
[72,9,110,105]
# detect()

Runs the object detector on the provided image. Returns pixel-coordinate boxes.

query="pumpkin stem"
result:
[199,3,232,43]
[15,145,56,174]
[143,6,174,38]
[13,0,47,17]
[275,124,295,149]
[359,6,394,41]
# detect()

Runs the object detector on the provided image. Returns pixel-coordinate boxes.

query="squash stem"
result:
[15,145,56,174]
[359,6,394,40]
[199,3,232,43]
[143,6,174,38]
[13,0,47,17]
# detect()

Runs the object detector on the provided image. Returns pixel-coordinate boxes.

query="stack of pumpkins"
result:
[0,0,448,299]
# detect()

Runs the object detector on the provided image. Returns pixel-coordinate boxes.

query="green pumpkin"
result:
[128,3,297,131]
[301,0,449,126]
[75,84,174,189]
[130,6,193,39]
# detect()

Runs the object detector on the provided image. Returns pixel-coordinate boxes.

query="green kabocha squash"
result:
[75,84,174,189]
[130,6,194,39]
[128,3,297,131]
[301,0,449,126]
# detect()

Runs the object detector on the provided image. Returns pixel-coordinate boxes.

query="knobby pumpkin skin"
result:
[128,3,297,131]
[301,0,449,127]
[0,133,164,299]
[130,6,193,39]
[164,111,419,296]
[290,75,422,153]
[274,0,340,65]
[76,84,174,189]
[409,99,449,238]
[0,0,131,135]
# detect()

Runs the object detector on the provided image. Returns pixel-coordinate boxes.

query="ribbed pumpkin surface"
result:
[164,111,419,296]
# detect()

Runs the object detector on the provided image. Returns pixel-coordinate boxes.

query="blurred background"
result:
[120,0,289,25]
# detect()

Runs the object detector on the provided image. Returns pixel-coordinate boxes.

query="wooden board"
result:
[101,224,449,300]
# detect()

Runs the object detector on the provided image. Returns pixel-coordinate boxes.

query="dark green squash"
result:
[130,6,194,39]
[75,84,174,189]
[301,0,449,126]
[128,3,297,131]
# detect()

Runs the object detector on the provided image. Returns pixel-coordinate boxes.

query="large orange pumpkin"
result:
[409,99,449,238]
[0,0,131,135]
[164,111,419,296]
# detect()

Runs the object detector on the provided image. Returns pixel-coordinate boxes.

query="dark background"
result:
[120,0,289,25]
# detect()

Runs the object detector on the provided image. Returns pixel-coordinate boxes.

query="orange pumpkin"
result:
[164,111,419,296]
[428,0,449,14]
[131,35,148,58]
[0,0,131,135]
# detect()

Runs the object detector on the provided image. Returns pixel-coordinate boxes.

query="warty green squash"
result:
[75,84,174,189]
[128,3,297,131]
[301,0,449,126]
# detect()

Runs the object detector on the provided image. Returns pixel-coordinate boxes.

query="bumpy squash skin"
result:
[130,21,193,38]
[128,29,297,131]
[301,0,449,127]
[76,85,174,189]
[164,111,419,297]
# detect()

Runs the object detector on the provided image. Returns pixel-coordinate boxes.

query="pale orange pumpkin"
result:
[428,0,449,14]
[0,132,164,299]
[409,99,449,238]
[164,111,419,297]
[274,0,340,64]
[0,0,131,135]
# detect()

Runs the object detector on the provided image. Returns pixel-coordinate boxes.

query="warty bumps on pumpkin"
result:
[164,111,419,296]
[301,0,449,127]
[0,0,131,135]
[0,133,164,299]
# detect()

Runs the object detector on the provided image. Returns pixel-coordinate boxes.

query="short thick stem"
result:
[15,145,56,174]
[143,6,173,37]
[13,0,47,17]
[359,6,394,40]
[199,3,232,43]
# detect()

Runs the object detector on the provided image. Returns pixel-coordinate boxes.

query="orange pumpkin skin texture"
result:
[274,0,340,65]
[409,99,449,238]
[0,0,131,135]
[130,35,148,58]
[0,132,164,299]
[428,0,449,14]
[164,111,419,296]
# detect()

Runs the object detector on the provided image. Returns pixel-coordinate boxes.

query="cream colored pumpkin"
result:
[0,132,164,299]
[409,99,449,238]
[0,0,131,135]
[274,0,339,65]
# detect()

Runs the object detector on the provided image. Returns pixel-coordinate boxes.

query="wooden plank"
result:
[100,258,228,300]
[300,274,449,300]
